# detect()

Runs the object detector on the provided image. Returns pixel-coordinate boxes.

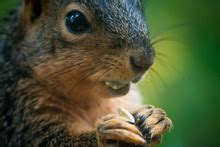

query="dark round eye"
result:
[65,10,91,34]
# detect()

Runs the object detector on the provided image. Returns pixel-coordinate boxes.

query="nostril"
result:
[129,56,145,73]
[130,56,152,72]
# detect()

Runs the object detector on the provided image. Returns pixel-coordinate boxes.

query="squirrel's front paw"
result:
[96,114,146,147]
[134,105,173,145]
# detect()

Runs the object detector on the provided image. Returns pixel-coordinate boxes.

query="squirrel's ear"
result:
[23,0,48,22]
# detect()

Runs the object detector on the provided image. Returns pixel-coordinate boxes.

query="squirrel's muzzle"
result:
[129,46,155,74]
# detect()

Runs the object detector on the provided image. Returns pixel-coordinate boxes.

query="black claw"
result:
[135,114,144,120]
[145,132,152,139]
[137,123,145,131]
[146,137,152,144]
[142,127,151,137]
[135,115,146,126]
[141,126,152,143]
[145,135,152,144]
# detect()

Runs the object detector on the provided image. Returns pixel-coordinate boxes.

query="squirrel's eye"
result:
[65,10,91,34]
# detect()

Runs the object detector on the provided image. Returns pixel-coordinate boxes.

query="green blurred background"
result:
[0,0,220,147]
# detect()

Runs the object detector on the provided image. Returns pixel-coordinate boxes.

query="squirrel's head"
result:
[15,0,154,99]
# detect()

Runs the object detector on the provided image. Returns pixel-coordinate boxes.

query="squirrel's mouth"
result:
[101,75,143,96]
[102,80,130,95]
[103,80,130,90]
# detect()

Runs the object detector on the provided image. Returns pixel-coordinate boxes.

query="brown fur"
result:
[0,0,172,146]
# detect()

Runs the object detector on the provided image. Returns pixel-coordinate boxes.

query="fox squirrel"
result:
[0,0,172,146]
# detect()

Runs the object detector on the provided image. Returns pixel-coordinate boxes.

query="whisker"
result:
[86,67,112,99]
[155,58,168,69]
[51,60,104,91]
[156,57,182,77]
[155,52,170,58]
[147,71,158,94]
[151,68,167,87]
[151,37,177,46]
[150,23,187,41]
[67,69,98,97]
[43,52,107,80]
[44,61,86,80]
[59,59,110,84]
[48,57,107,90]
[67,65,108,97]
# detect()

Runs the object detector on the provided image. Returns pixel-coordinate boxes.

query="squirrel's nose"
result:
[129,48,155,73]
